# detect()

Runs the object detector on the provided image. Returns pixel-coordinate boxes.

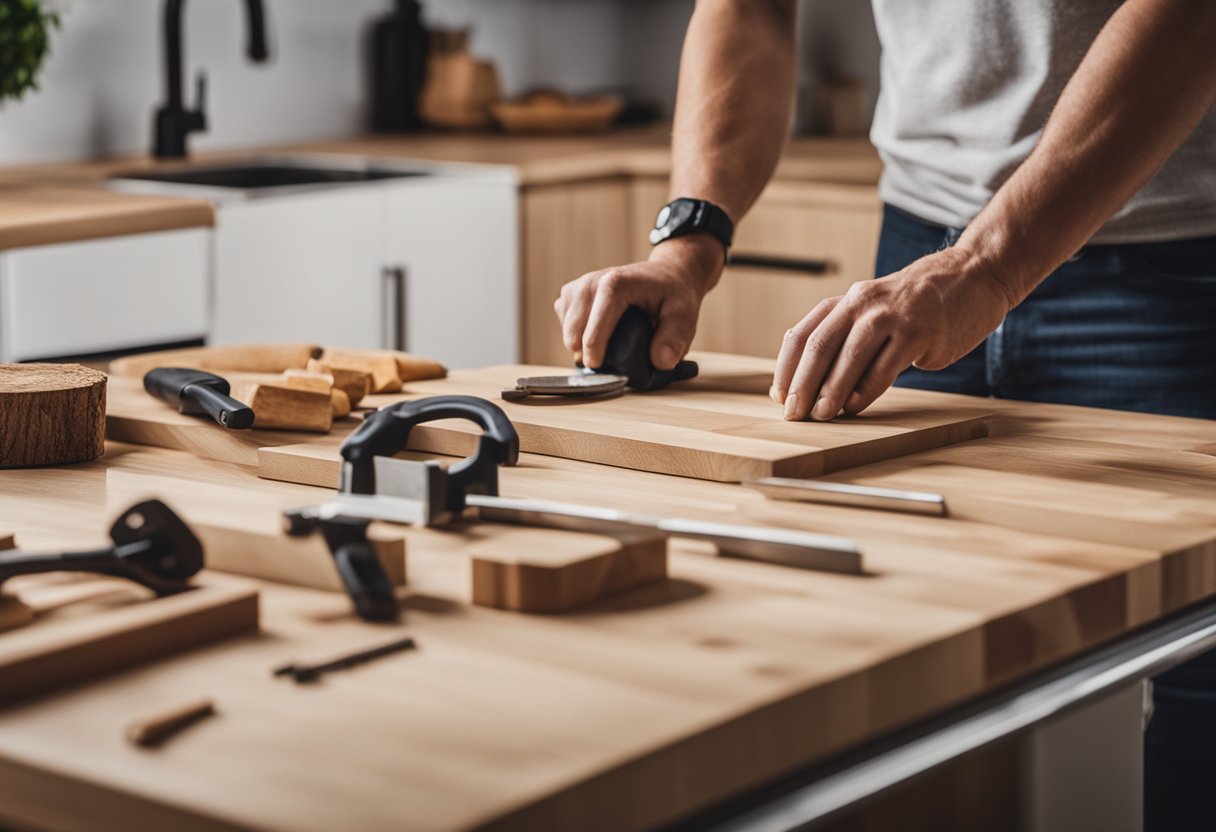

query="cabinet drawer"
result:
[0,228,209,361]
[694,263,861,358]
[732,181,882,281]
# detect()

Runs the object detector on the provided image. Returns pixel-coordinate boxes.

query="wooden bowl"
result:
[491,94,624,134]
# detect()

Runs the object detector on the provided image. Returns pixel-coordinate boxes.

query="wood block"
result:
[320,348,448,393]
[232,383,333,433]
[0,364,106,468]
[468,525,668,613]
[330,388,352,419]
[194,521,407,591]
[108,343,321,378]
[281,369,334,394]
[306,359,371,405]
[0,574,258,705]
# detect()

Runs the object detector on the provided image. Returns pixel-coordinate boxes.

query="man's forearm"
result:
[958,0,1216,306]
[660,0,798,286]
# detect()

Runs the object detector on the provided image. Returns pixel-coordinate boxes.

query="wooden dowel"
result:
[125,698,217,748]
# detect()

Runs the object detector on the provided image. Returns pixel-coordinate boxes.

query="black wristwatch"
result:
[649,198,734,258]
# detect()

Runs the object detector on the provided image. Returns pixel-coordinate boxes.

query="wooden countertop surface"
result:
[0,354,1214,831]
[0,127,879,250]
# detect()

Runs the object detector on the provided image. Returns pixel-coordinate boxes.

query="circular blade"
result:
[515,374,629,396]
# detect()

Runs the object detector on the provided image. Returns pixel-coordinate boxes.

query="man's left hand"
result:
[770,247,1017,421]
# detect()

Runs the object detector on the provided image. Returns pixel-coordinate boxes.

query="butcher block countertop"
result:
[1,354,1215,831]
[0,127,879,250]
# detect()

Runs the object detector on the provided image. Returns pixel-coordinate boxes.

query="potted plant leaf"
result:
[0,0,59,104]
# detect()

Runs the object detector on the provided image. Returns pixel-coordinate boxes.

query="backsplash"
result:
[0,0,877,166]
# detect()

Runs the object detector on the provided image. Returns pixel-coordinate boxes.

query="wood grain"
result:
[0,410,1213,830]
[0,364,106,468]
[230,382,333,433]
[468,525,667,613]
[0,574,258,705]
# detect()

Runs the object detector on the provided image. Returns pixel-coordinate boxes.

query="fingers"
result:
[843,341,913,415]
[782,303,853,421]
[771,297,839,405]
[811,323,890,421]
[651,298,698,370]
[580,271,630,369]
[556,279,595,357]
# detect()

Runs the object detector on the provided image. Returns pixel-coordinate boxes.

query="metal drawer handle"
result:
[728,254,832,275]
[381,265,407,351]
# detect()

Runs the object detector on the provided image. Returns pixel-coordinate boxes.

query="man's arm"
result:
[555,0,797,371]
[773,0,1216,421]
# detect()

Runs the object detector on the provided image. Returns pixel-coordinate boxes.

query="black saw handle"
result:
[339,395,519,512]
[144,368,255,430]
[587,306,699,392]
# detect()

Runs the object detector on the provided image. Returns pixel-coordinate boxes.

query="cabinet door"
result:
[211,188,387,349]
[0,228,208,361]
[631,177,882,358]
[384,176,519,369]
[521,179,633,365]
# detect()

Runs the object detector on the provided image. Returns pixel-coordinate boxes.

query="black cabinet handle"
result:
[728,254,832,275]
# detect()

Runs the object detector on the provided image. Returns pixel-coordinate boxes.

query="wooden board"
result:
[0,573,257,705]
[110,355,988,485]
[260,355,990,484]
[105,375,335,467]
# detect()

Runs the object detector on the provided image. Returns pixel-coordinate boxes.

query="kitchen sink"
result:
[107,159,431,199]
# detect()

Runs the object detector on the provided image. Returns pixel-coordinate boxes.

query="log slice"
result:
[0,364,106,468]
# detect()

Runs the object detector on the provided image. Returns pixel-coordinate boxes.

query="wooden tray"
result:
[0,572,258,704]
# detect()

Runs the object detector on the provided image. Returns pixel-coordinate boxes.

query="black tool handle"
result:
[144,368,254,430]
[182,382,255,429]
[340,395,519,510]
[591,306,699,392]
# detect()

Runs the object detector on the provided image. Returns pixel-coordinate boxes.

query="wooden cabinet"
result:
[520,178,633,366]
[630,176,882,358]
[521,173,881,364]
[0,228,209,362]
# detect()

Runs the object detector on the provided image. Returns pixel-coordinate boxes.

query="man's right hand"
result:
[553,234,725,371]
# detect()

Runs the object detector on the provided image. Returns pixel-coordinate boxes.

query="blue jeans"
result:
[875,204,1216,831]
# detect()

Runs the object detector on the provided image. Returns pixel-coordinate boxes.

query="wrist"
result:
[649,234,725,295]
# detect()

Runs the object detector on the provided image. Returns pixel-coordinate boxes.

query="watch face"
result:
[651,199,700,246]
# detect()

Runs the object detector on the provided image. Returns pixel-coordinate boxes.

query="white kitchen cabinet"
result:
[383,175,519,368]
[209,170,520,368]
[210,187,387,349]
[0,228,209,362]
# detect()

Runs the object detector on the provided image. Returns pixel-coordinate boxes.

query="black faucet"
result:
[153,0,270,159]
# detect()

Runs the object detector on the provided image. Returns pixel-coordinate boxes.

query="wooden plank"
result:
[254,356,988,485]
[0,573,258,705]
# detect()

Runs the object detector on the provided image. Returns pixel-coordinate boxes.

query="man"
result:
[554,1,1216,828]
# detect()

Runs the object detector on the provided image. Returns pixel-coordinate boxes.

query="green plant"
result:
[0,0,59,103]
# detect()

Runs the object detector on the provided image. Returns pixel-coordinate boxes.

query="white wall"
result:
[0,0,880,167]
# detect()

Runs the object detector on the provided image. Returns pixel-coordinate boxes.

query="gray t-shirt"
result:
[869,0,1216,244]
